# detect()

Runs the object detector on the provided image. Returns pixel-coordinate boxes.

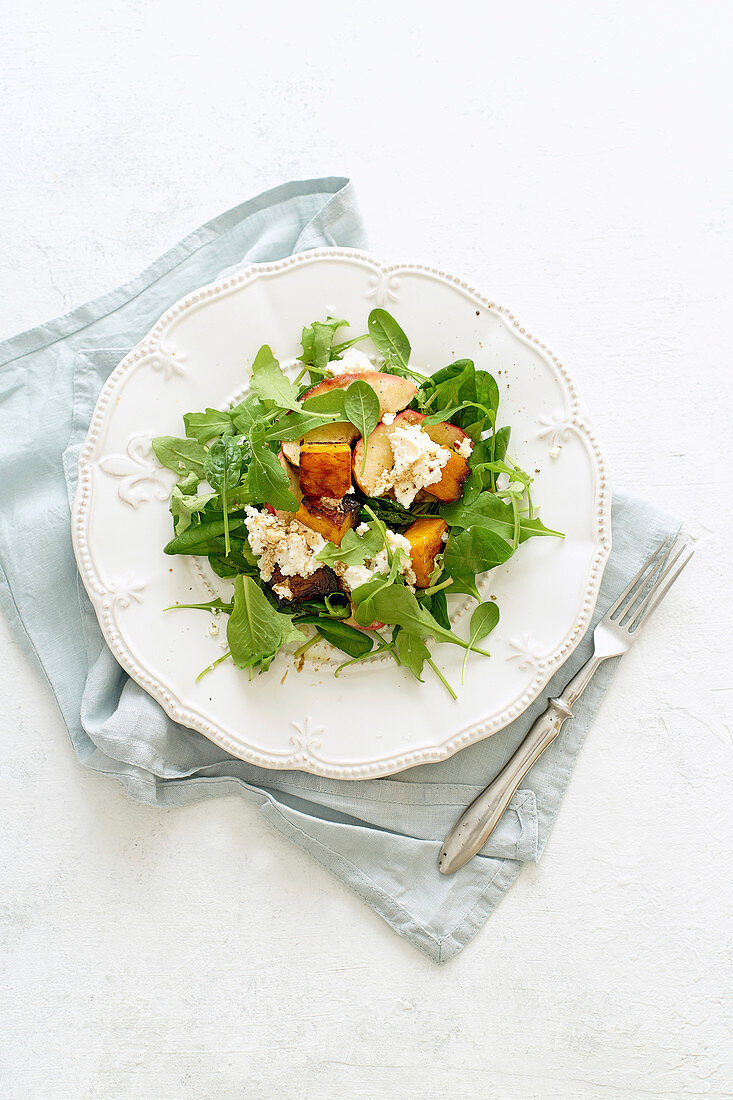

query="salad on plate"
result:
[152,310,562,696]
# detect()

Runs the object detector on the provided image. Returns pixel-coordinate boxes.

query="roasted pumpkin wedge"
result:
[403,516,448,588]
[299,442,352,498]
[295,495,360,545]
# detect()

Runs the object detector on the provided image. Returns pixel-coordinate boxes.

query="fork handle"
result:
[438,652,607,875]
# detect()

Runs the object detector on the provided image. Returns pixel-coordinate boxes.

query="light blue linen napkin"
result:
[0,177,679,963]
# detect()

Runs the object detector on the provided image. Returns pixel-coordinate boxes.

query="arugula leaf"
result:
[152,436,208,478]
[247,429,299,511]
[183,408,234,444]
[249,345,301,411]
[164,598,233,613]
[461,601,500,682]
[227,575,304,670]
[315,524,383,568]
[368,309,411,370]
[344,380,380,473]
[169,485,217,535]
[205,437,243,555]
[164,517,247,555]
[299,317,349,376]
[264,390,348,443]
[230,394,268,434]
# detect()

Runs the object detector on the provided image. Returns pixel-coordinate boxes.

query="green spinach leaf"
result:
[441,526,515,599]
[298,617,373,659]
[395,629,429,680]
[442,491,562,543]
[461,601,500,681]
[368,309,411,371]
[227,575,304,670]
[205,437,243,555]
[164,516,247,556]
[344,380,380,472]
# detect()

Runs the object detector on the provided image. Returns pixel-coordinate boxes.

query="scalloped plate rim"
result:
[71,247,612,779]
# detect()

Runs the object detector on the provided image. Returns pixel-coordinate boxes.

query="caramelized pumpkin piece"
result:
[295,495,360,546]
[403,516,448,588]
[424,449,470,502]
[299,442,352,498]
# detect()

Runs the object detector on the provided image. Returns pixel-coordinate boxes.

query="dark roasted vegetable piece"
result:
[267,565,340,608]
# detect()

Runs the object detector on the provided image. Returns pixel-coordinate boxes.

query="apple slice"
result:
[275,450,303,520]
[393,409,472,453]
[352,416,470,502]
[303,372,417,418]
[351,422,394,495]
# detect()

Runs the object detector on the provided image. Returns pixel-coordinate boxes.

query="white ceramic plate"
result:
[72,249,610,779]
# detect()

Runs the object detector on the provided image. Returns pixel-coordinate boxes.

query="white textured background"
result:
[1,2,732,1097]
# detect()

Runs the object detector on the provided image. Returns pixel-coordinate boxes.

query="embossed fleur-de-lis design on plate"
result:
[290,714,325,759]
[366,270,400,307]
[146,341,187,381]
[108,574,146,610]
[507,635,546,672]
[98,432,173,508]
[537,410,573,458]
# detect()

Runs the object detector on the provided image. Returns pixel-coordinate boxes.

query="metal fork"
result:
[438,536,694,875]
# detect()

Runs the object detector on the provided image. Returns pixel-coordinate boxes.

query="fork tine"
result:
[606,537,673,620]
[628,544,694,630]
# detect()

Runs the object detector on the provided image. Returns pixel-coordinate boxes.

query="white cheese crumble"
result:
[381,411,396,425]
[455,436,473,459]
[371,423,450,507]
[333,528,416,591]
[244,506,325,582]
[209,622,219,636]
[272,582,293,600]
[326,347,374,376]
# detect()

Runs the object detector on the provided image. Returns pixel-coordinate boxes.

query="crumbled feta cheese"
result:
[333,527,416,591]
[209,621,219,636]
[326,347,374,376]
[273,582,293,600]
[371,423,450,507]
[455,436,473,459]
[356,522,370,536]
[244,506,325,582]
[381,412,395,425]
